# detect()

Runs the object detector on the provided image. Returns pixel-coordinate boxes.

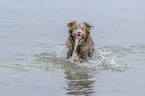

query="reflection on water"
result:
[34,45,128,95]
[65,67,95,95]
[34,52,96,95]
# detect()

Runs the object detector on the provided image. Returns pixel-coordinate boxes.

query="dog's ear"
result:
[83,22,94,30]
[67,21,76,27]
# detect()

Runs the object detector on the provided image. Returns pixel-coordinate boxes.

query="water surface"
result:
[0,0,145,96]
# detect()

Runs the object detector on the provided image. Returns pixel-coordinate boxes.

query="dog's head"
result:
[67,21,94,39]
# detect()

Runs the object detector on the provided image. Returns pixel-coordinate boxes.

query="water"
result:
[0,0,145,96]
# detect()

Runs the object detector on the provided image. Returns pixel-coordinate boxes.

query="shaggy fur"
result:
[66,21,94,60]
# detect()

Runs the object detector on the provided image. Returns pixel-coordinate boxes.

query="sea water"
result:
[0,0,145,96]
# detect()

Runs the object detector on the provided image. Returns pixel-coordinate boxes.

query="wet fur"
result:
[66,21,94,60]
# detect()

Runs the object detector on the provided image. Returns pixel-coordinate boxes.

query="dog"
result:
[66,21,95,61]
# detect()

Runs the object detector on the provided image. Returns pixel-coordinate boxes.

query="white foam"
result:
[45,45,128,72]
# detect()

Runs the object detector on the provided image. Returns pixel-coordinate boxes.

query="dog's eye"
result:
[81,27,84,30]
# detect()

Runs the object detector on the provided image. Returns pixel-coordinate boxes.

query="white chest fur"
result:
[72,39,79,60]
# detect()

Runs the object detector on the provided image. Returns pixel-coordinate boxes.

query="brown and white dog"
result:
[66,21,95,61]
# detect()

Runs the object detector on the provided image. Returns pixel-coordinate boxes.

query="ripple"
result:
[0,64,30,72]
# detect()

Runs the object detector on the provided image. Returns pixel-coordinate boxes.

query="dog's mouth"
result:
[73,33,83,39]
[76,34,82,39]
[73,33,82,39]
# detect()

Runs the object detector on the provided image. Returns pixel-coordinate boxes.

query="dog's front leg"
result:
[79,46,89,59]
[67,48,73,58]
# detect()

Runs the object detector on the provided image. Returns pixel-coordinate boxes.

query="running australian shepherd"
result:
[66,21,95,61]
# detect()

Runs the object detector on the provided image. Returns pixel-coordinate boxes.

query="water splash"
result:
[87,49,127,72]
[33,45,128,72]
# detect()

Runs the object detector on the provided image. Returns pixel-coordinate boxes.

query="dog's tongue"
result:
[76,35,81,39]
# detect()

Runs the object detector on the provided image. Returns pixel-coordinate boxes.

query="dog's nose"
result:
[77,32,81,34]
